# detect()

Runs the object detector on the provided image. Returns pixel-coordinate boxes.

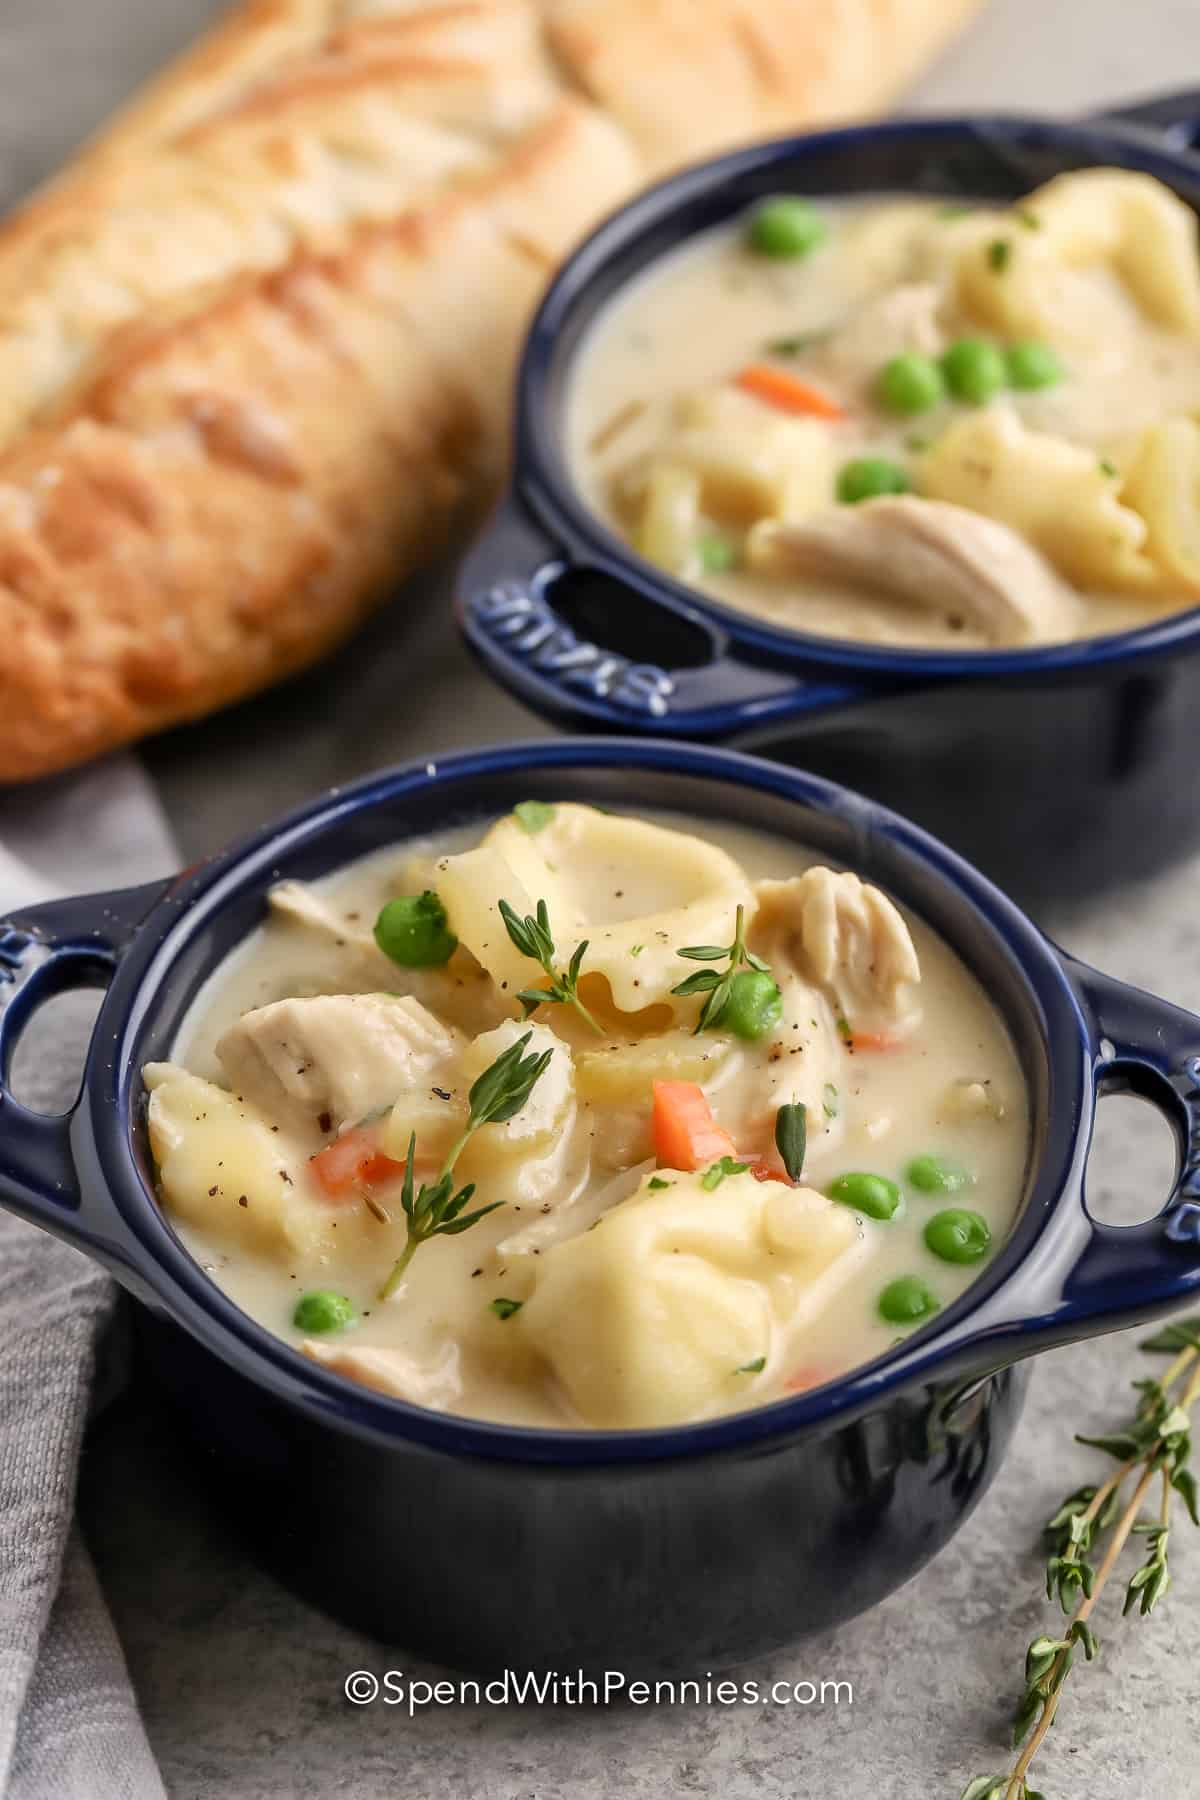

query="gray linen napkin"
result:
[0,757,175,1799]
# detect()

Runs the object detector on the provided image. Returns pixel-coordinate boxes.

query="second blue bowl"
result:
[460,96,1200,905]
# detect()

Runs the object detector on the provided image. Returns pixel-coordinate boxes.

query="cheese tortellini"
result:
[517,1168,865,1427]
[436,802,755,1021]
[145,1064,336,1257]
[1122,417,1200,595]
[955,170,1200,344]
[919,409,1158,592]
[621,387,836,578]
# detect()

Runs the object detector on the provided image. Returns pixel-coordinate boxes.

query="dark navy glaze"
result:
[3,739,1200,1668]
[459,98,1200,904]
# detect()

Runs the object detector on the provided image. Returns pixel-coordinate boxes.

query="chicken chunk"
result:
[748,496,1081,646]
[266,880,508,1034]
[303,1341,462,1408]
[755,869,921,1039]
[267,881,401,991]
[216,993,461,1131]
[809,282,946,400]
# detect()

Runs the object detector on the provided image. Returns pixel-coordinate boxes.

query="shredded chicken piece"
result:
[303,1341,462,1408]
[748,496,1081,646]
[267,881,402,989]
[216,992,460,1130]
[755,869,921,1039]
[809,282,946,398]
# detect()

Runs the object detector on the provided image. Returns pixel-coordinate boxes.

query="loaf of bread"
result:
[0,0,982,781]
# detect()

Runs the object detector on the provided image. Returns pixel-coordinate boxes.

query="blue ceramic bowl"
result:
[3,739,1200,1670]
[459,94,1200,905]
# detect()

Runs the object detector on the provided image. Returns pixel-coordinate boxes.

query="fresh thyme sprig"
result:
[671,904,771,1035]
[960,1316,1200,1800]
[440,1028,556,1172]
[498,897,602,1034]
[378,1145,499,1300]
[378,1031,553,1298]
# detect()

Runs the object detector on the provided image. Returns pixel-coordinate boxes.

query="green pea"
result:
[374,891,458,967]
[745,196,828,260]
[924,1208,992,1264]
[878,1276,941,1326]
[826,1172,903,1221]
[836,457,912,505]
[1005,340,1063,390]
[719,968,783,1041]
[906,1152,972,1195]
[293,1290,356,1334]
[877,352,945,416]
[698,534,739,574]
[513,800,555,834]
[941,337,1007,405]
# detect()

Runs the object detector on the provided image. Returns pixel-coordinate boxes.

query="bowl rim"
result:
[513,109,1200,679]
[86,737,1092,1466]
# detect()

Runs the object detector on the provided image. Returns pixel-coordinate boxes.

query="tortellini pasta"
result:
[144,1064,336,1258]
[955,170,1200,345]
[516,1167,865,1427]
[624,386,836,577]
[919,408,1158,591]
[436,803,755,1021]
[454,1021,580,1208]
[1122,417,1200,594]
[575,1028,739,1107]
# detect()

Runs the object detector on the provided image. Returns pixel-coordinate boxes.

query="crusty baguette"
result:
[0,0,983,782]
[545,0,984,174]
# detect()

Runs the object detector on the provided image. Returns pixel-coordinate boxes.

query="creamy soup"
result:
[569,172,1200,650]
[144,805,1029,1429]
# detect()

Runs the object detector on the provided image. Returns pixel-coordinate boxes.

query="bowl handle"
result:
[924,957,1200,1384]
[0,880,170,1248]
[458,501,870,738]
[1097,88,1200,151]
[1062,956,1200,1282]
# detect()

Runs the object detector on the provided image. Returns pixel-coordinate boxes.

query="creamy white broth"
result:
[145,808,1029,1429]
[568,177,1200,650]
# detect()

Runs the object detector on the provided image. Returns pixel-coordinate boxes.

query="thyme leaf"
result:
[378,1032,552,1298]
[959,1314,1200,1800]
[499,898,602,1034]
[671,904,773,1035]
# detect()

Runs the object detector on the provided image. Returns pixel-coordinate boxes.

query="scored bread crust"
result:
[0,0,983,782]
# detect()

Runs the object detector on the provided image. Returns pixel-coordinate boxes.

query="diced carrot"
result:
[310,1127,406,1200]
[849,1030,901,1053]
[751,1162,794,1186]
[652,1080,738,1172]
[784,1363,839,1394]
[359,1150,408,1188]
[735,363,846,420]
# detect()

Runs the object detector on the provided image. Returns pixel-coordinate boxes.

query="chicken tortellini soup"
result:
[569,170,1200,649]
[144,805,1028,1429]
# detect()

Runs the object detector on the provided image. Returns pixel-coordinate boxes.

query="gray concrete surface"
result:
[7,1,1200,1795]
